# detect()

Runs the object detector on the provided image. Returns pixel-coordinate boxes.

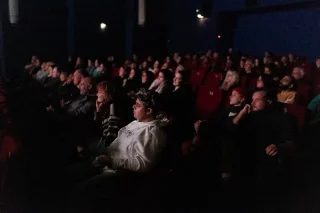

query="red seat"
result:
[189,69,206,86]
[112,68,119,78]
[195,86,222,120]
[204,72,223,88]
[296,84,311,106]
[284,104,306,131]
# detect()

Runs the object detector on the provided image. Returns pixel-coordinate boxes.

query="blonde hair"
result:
[220,70,239,91]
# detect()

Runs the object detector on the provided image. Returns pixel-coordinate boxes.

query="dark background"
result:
[1,0,320,77]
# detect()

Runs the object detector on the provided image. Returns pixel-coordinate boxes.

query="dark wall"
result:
[234,8,320,60]
[74,0,126,60]
[167,0,217,54]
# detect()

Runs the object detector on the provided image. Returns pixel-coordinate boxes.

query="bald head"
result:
[79,77,93,95]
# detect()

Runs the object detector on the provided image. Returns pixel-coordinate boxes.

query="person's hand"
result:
[194,120,202,132]
[266,144,278,156]
[46,105,54,112]
[92,154,109,167]
[240,104,251,115]
[96,100,104,112]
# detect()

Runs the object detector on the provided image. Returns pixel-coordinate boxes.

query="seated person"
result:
[68,90,167,212]
[184,88,245,157]
[43,66,61,89]
[307,94,320,126]
[277,75,297,104]
[232,90,295,188]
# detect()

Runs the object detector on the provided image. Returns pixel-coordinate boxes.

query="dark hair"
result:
[176,71,187,82]
[136,89,161,117]
[159,69,173,81]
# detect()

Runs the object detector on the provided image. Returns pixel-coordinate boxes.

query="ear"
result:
[146,108,153,116]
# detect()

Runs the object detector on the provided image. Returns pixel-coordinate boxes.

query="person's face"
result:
[142,61,147,68]
[165,57,170,63]
[229,90,243,105]
[288,54,294,61]
[48,67,53,76]
[130,63,136,69]
[173,72,183,87]
[41,62,46,70]
[158,72,165,84]
[240,60,244,68]
[97,89,108,103]
[226,55,231,61]
[251,92,267,112]
[316,59,320,67]
[280,75,292,87]
[31,56,37,64]
[213,52,219,59]
[141,72,148,84]
[60,73,67,82]
[175,65,184,72]
[94,60,99,67]
[263,57,269,64]
[99,64,104,71]
[225,72,234,84]
[255,59,259,65]
[264,67,271,75]
[88,60,92,67]
[79,79,91,95]
[228,48,233,54]
[147,56,152,62]
[133,54,137,61]
[244,61,252,72]
[119,67,125,77]
[67,74,73,84]
[256,76,264,89]
[129,69,135,79]
[52,68,59,78]
[154,60,159,68]
[35,59,41,67]
[192,55,197,60]
[73,71,82,86]
[161,63,168,70]
[281,56,287,64]
[133,99,152,121]
[292,68,302,80]
[76,57,81,65]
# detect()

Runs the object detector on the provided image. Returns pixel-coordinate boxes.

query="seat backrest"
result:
[284,104,306,131]
[204,72,223,88]
[189,69,206,86]
[297,85,311,106]
[195,86,222,120]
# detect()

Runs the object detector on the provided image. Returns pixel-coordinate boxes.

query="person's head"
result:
[142,61,147,68]
[228,48,233,54]
[254,58,259,66]
[280,75,295,90]
[60,72,68,82]
[240,60,245,68]
[288,53,295,62]
[224,70,239,86]
[161,63,169,70]
[88,59,93,67]
[263,56,270,65]
[67,73,74,84]
[192,54,197,60]
[292,67,304,80]
[158,69,172,84]
[281,56,288,64]
[175,64,184,72]
[256,76,264,89]
[129,69,136,79]
[52,66,60,78]
[118,67,126,78]
[141,71,154,84]
[94,59,99,68]
[41,62,46,71]
[244,60,253,72]
[154,60,160,69]
[230,88,245,106]
[48,65,54,77]
[96,81,117,104]
[35,59,41,67]
[316,57,320,67]
[130,63,136,69]
[79,77,93,95]
[173,71,186,88]
[264,66,272,75]
[133,89,160,122]
[99,63,105,72]
[31,56,38,64]
[165,56,171,63]
[147,56,153,62]
[251,90,272,112]
[73,69,84,86]
[213,52,219,59]
[76,57,81,65]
